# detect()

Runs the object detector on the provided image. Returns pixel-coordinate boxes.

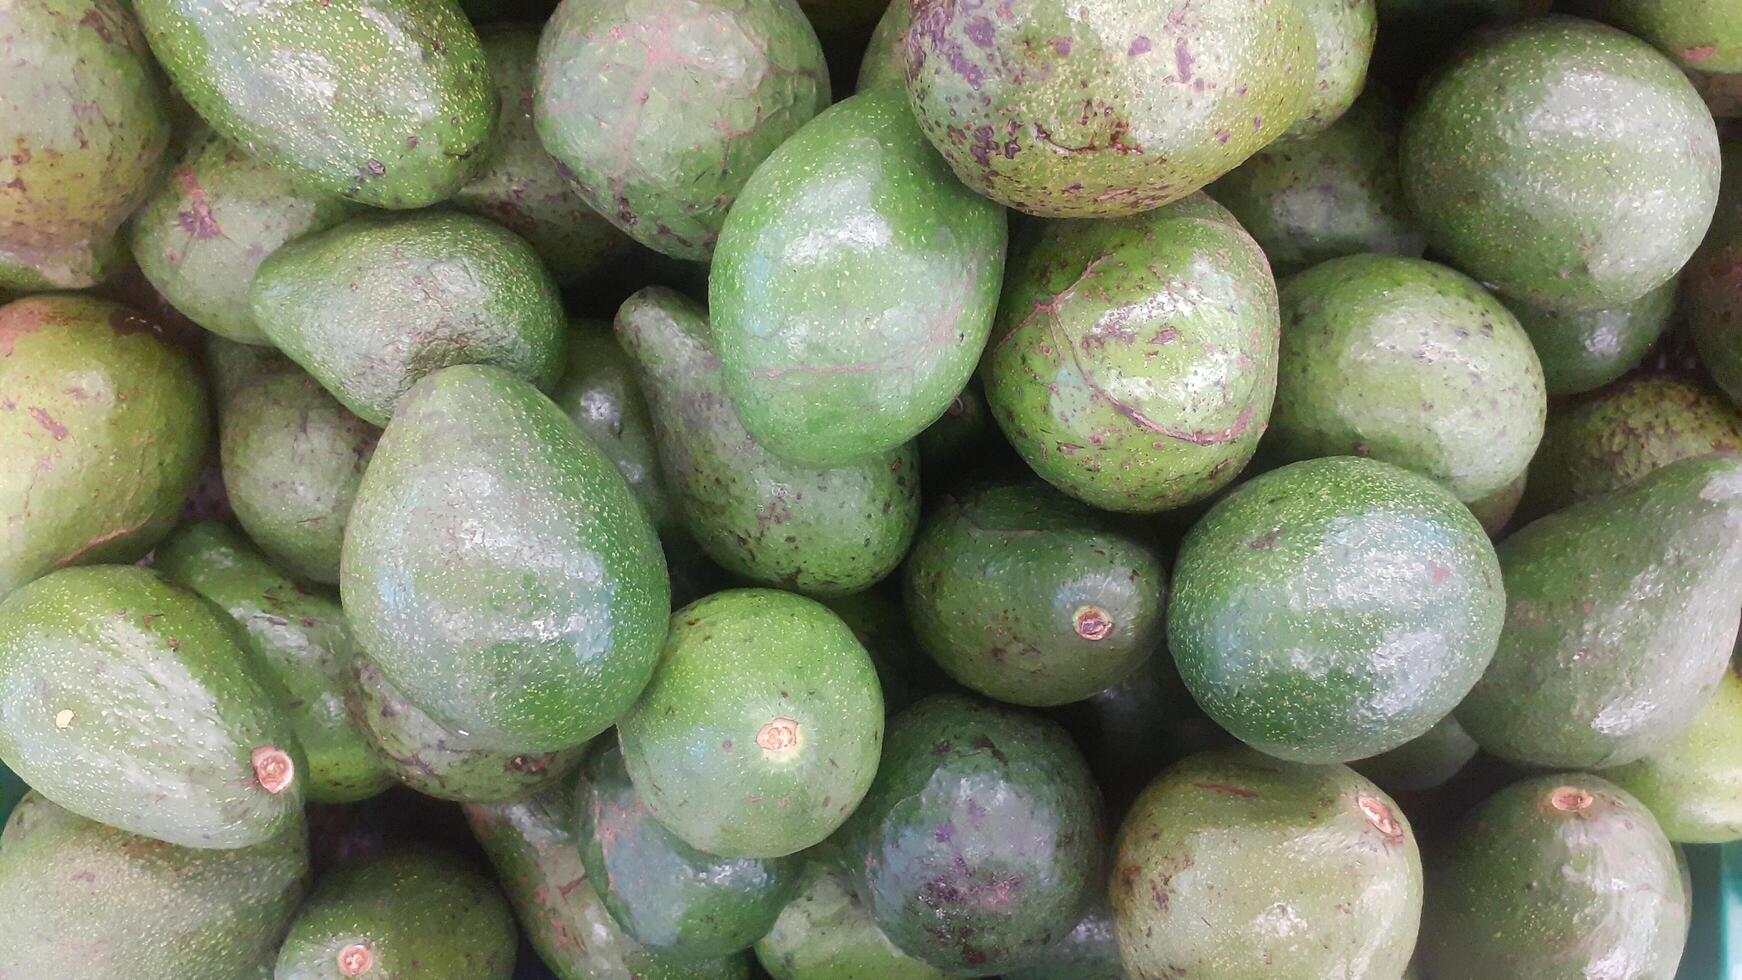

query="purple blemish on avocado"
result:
[965,18,994,47]
[1175,39,1194,82]
[1053,37,1071,55]
[1129,36,1151,56]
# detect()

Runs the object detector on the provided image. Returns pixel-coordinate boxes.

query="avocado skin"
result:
[1003,891,1124,980]
[1687,143,1742,403]
[753,857,952,980]
[1285,0,1376,138]
[1607,663,1742,844]
[1420,773,1688,979]
[1351,713,1480,795]
[342,364,669,754]
[131,0,495,209]
[0,792,310,979]
[1111,749,1421,979]
[1459,455,1742,769]
[855,0,909,92]
[1505,280,1676,396]
[1604,0,1742,73]
[1169,456,1504,763]
[820,589,958,715]
[549,322,676,536]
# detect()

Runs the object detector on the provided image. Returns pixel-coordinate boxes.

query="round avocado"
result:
[549,321,676,536]
[1004,891,1124,980]
[1350,713,1480,795]
[1607,662,1742,844]
[1168,456,1505,763]
[856,0,909,91]
[1505,279,1676,396]
[1687,143,1742,402]
[754,857,952,980]
[1604,0,1742,73]
[1285,0,1376,138]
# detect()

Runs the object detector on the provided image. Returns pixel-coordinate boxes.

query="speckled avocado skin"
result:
[1350,713,1479,795]
[0,294,207,595]
[1687,143,1742,404]
[1285,0,1376,138]
[1505,280,1675,396]
[1401,16,1720,312]
[1112,749,1421,980]
[1459,455,1742,769]
[903,0,1312,218]
[1421,773,1689,979]
[535,0,830,260]
[1605,0,1742,73]
[550,322,676,536]
[131,0,495,209]
[986,194,1279,513]
[1608,661,1742,844]
[1168,456,1505,764]
[754,857,952,980]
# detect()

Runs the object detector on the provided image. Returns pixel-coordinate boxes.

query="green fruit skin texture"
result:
[0,792,310,979]
[1608,663,1742,844]
[1606,0,1742,73]
[1111,749,1422,980]
[902,0,1312,218]
[839,694,1105,976]
[341,364,670,754]
[131,0,495,209]
[1459,454,1742,769]
[616,286,919,596]
[855,0,909,92]
[1208,87,1425,277]
[618,589,884,858]
[273,848,517,980]
[0,294,208,595]
[0,565,305,848]
[551,321,676,536]
[1687,143,1742,404]
[534,0,830,260]
[0,0,169,289]
[1285,0,1376,138]
[1468,468,1529,536]
[1003,891,1124,980]
[1401,16,1720,313]
[1169,456,1505,763]
[901,476,1167,707]
[754,857,952,980]
[154,521,392,805]
[1350,712,1480,795]
[1268,255,1548,505]
[1422,773,1689,979]
[1505,280,1675,396]
[250,210,567,428]
[820,589,956,715]
[986,194,1280,513]
[130,131,357,345]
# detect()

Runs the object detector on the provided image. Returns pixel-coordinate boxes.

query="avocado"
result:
[915,382,1001,489]
[1603,1,1742,73]
[1004,892,1124,980]
[615,286,919,596]
[819,589,955,714]
[1267,255,1547,506]
[1467,470,1529,537]
[838,693,1104,976]
[0,294,208,595]
[754,857,951,980]
[0,0,170,289]
[902,0,1312,217]
[250,211,567,428]
[1170,456,1503,763]
[855,0,909,91]
[1608,662,1742,844]
[1401,16,1720,312]
[1285,0,1376,138]
[0,792,310,979]
[1420,773,1688,979]
[549,322,676,536]
[985,194,1279,513]
[1350,713,1480,795]
[131,0,495,209]
[1459,455,1742,769]
[1687,143,1742,403]
[535,0,830,260]
[617,589,883,858]
[274,848,517,979]
[1111,749,1421,979]
[1505,280,1676,396]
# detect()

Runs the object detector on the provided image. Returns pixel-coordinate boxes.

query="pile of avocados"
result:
[5,0,1742,977]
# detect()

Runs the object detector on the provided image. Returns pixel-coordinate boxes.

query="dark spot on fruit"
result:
[1192,782,1257,798]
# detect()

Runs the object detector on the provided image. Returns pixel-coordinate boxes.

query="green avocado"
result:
[1350,713,1480,795]
[1004,891,1124,980]
[1687,143,1742,404]
[1604,0,1742,73]
[754,857,951,980]
[617,589,884,858]
[0,792,309,979]
[1505,280,1676,396]
[535,0,830,260]
[1267,255,1547,505]
[131,0,495,209]
[985,194,1279,513]
[1111,749,1421,979]
[855,0,909,91]
[251,211,567,428]
[0,294,207,595]
[1467,470,1529,536]
[273,848,517,980]
[1285,0,1376,138]
[819,589,955,714]
[902,0,1312,217]
[901,476,1167,706]
[1459,455,1742,769]
[550,321,676,536]
[616,286,919,596]
[1401,16,1720,312]
[839,694,1104,976]
[0,0,169,290]
[1421,773,1688,979]
[1608,662,1742,844]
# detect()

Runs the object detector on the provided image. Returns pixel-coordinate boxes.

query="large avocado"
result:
[1505,280,1676,396]
[1608,662,1742,844]
[341,365,669,754]
[1285,0,1377,138]
[754,857,951,980]
[1604,0,1742,73]
[550,322,676,536]
[1687,143,1742,403]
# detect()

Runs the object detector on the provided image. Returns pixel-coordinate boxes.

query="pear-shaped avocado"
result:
[0,294,208,595]
[1421,773,1688,978]
[986,194,1279,513]
[1687,143,1742,404]
[1603,1,1742,73]
[1112,749,1421,979]
[903,0,1312,217]
[0,565,304,848]
[535,0,830,260]
[754,856,952,980]
[1608,662,1742,844]
[0,0,169,290]
[131,0,495,209]
[1004,891,1123,980]
[1350,713,1480,795]
[250,211,567,427]
[342,364,669,754]
[1460,455,1742,769]
[1506,280,1676,396]
[855,0,909,92]
[1285,0,1376,138]
[616,286,919,596]
[550,322,675,536]
[0,792,310,979]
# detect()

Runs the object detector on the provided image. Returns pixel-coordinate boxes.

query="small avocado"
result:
[132,0,495,209]
[1505,280,1676,396]
[1285,0,1377,138]
[1004,891,1124,980]
[855,0,909,91]
[1607,661,1742,844]
[617,589,884,858]
[549,321,676,536]
[250,211,567,427]
[1111,749,1421,979]
[1687,143,1742,403]
[754,857,952,980]
[0,294,208,595]
[1350,713,1480,795]
[1421,773,1688,978]
[1603,1,1742,73]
